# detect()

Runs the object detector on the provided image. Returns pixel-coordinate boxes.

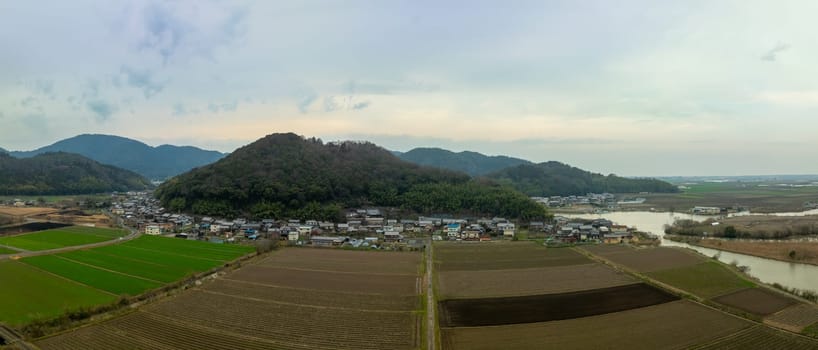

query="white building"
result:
[145,225,162,235]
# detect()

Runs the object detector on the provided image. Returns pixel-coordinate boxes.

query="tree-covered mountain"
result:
[0,152,151,195]
[397,147,531,176]
[488,161,679,196]
[0,147,7,154]
[156,133,548,220]
[10,134,225,180]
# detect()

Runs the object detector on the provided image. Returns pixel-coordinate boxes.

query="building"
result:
[145,225,162,235]
[693,206,721,215]
[446,223,461,238]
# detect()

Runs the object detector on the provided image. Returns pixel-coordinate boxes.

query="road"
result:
[426,240,436,350]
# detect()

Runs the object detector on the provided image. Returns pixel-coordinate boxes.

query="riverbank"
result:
[667,235,818,267]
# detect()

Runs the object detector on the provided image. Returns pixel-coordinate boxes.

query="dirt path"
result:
[0,227,140,261]
[427,241,436,350]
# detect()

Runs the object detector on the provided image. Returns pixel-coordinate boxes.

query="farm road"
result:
[427,240,436,350]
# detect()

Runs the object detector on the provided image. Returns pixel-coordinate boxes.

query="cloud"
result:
[206,100,239,113]
[297,93,318,113]
[119,66,167,98]
[761,42,790,62]
[86,100,118,121]
[756,90,818,106]
[352,101,371,110]
[124,1,248,63]
[33,79,56,99]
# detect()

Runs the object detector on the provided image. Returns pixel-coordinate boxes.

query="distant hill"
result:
[11,134,225,180]
[0,152,151,195]
[488,161,679,197]
[156,133,548,220]
[0,147,6,154]
[398,147,531,177]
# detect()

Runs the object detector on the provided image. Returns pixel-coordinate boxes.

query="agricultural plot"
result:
[441,300,752,350]
[438,263,635,299]
[0,246,18,254]
[262,248,421,274]
[439,283,677,327]
[226,265,418,295]
[0,260,115,326]
[691,325,818,350]
[21,255,161,296]
[713,287,797,316]
[0,226,126,251]
[436,242,590,271]
[36,248,423,350]
[646,261,754,299]
[205,279,420,311]
[586,246,704,273]
[765,304,818,332]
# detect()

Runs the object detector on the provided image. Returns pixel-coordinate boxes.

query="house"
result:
[297,226,313,235]
[145,225,162,235]
[384,232,403,242]
[288,231,300,241]
[311,236,347,247]
[497,222,516,237]
[529,222,545,231]
[693,206,721,215]
[446,223,461,237]
[603,233,638,244]
[462,230,481,241]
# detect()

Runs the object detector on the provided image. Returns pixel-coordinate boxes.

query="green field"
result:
[22,255,162,295]
[0,260,116,326]
[627,182,818,213]
[1,235,254,326]
[646,261,754,299]
[0,246,19,254]
[0,226,127,251]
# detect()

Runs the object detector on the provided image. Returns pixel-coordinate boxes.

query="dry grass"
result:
[695,239,818,265]
[0,206,59,217]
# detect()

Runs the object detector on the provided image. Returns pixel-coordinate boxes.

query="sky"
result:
[1,0,817,177]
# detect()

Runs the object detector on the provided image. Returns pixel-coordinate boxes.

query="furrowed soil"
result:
[261,248,421,274]
[713,288,797,316]
[438,263,635,299]
[227,265,418,295]
[585,246,704,273]
[765,304,818,332]
[438,283,677,327]
[436,242,590,271]
[441,300,752,350]
[691,325,818,350]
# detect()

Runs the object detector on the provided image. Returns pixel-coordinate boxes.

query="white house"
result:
[145,225,162,235]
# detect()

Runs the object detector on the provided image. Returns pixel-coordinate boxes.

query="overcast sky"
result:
[1,1,817,176]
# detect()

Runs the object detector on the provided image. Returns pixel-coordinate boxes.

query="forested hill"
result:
[10,134,225,180]
[487,161,679,196]
[155,133,549,220]
[398,147,530,176]
[0,152,151,195]
[0,147,7,154]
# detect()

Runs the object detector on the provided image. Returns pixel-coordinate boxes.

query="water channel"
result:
[562,211,818,294]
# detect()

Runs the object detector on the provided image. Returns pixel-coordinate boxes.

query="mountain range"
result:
[396,147,530,176]
[156,133,549,220]
[9,134,225,180]
[0,152,151,195]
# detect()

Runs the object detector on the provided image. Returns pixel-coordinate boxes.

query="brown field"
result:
[0,206,59,217]
[579,243,635,256]
[438,263,635,299]
[435,242,590,271]
[204,278,420,311]
[765,304,818,332]
[693,239,818,266]
[438,283,677,327]
[37,248,423,350]
[262,248,421,274]
[227,265,418,295]
[441,300,752,350]
[588,246,704,273]
[713,288,797,316]
[691,325,818,350]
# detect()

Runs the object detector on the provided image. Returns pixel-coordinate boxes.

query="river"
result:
[561,211,818,294]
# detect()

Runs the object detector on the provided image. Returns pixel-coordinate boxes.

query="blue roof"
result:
[447,223,460,228]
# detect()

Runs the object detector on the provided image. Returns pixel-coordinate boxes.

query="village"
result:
[106,191,650,249]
